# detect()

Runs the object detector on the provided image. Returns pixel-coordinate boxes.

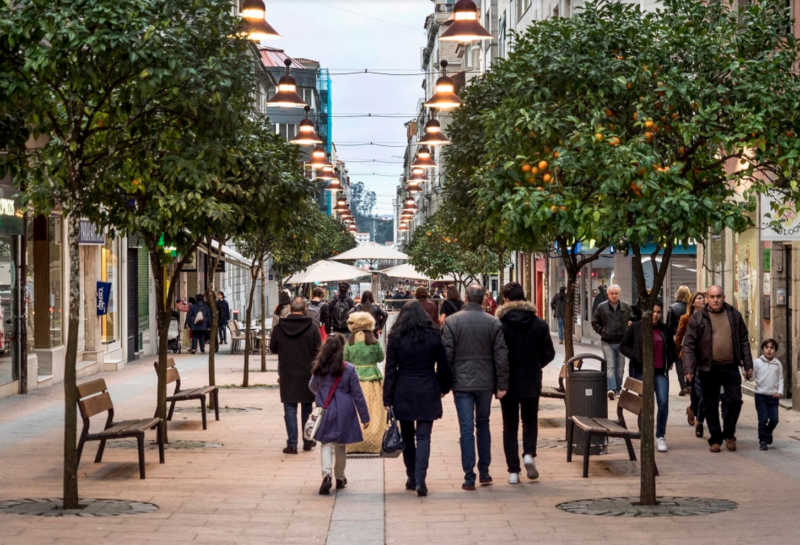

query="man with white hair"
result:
[591,284,632,399]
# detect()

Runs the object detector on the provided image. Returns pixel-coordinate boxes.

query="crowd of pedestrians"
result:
[257,277,786,496]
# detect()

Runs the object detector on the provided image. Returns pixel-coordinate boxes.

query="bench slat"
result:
[619,390,643,416]
[99,418,160,438]
[79,391,114,419]
[168,386,215,400]
[166,367,180,385]
[541,386,565,399]
[624,377,643,395]
[77,379,107,399]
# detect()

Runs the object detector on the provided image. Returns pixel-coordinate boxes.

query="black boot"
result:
[416,481,428,497]
[405,477,416,491]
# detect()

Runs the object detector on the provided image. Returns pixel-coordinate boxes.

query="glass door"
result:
[0,236,18,386]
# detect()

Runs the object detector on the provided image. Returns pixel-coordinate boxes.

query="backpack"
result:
[306,304,321,327]
[330,298,351,331]
[194,310,204,324]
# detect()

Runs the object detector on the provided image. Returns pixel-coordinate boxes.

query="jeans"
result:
[754,394,780,444]
[690,375,705,424]
[500,396,539,473]
[557,317,565,341]
[629,370,669,438]
[284,402,313,448]
[453,390,493,484]
[601,341,625,393]
[191,329,207,352]
[400,420,433,486]
[218,323,228,343]
[321,443,346,479]
[699,364,743,446]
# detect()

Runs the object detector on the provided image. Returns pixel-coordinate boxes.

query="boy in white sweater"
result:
[753,339,784,451]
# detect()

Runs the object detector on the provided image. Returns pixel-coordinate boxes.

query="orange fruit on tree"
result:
[644,120,654,129]
[605,108,614,118]
[786,130,795,138]
[515,182,522,187]
[531,166,539,175]
[554,151,560,159]
[536,186,544,191]
[626,82,633,90]
[538,160,548,171]
[529,131,535,138]
[594,133,604,142]
[550,205,558,213]
[632,112,639,121]
[543,173,552,183]
[560,206,567,211]
[609,137,620,147]
[527,176,535,184]
[522,163,532,173]
[645,131,654,141]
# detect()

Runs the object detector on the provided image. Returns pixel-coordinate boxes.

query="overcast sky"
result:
[263,0,434,214]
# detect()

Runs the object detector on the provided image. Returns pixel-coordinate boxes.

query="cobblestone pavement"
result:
[1,339,799,544]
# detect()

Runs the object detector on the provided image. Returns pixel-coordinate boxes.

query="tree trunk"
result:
[630,243,673,506]
[206,237,224,399]
[563,266,578,363]
[496,251,505,304]
[62,213,82,509]
[242,261,259,387]
[260,257,267,373]
[525,252,533,302]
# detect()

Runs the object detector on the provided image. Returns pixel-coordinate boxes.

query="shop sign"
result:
[79,220,106,244]
[761,193,800,241]
[0,187,24,236]
[96,281,112,315]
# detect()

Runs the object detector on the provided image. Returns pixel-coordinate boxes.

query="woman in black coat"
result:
[384,302,451,497]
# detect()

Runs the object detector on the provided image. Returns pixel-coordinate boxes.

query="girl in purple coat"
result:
[309,335,370,495]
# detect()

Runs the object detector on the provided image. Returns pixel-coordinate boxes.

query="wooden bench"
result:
[541,364,568,400]
[155,358,219,429]
[77,379,164,479]
[228,322,248,354]
[566,377,644,478]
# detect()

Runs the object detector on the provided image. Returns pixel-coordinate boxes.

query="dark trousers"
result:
[400,420,433,487]
[499,396,539,473]
[284,402,313,448]
[218,323,228,343]
[689,375,705,424]
[699,364,743,446]
[674,358,687,390]
[191,330,207,352]
[754,394,780,444]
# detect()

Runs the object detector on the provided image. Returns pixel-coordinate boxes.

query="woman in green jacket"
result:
[344,312,385,454]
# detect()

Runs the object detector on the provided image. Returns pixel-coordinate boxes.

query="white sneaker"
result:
[508,472,520,485]
[523,454,539,480]
[657,437,668,452]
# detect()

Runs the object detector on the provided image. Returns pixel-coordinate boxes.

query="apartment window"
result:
[553,5,559,18]
[499,11,507,58]
[302,88,315,110]
[565,0,571,17]
[277,124,297,141]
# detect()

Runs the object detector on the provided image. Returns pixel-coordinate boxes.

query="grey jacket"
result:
[442,303,509,392]
[591,300,632,343]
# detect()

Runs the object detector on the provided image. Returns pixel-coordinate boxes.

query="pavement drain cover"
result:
[173,406,262,413]
[0,498,158,517]
[108,439,223,450]
[557,496,738,517]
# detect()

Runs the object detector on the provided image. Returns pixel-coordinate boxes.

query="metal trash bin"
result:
[565,353,608,455]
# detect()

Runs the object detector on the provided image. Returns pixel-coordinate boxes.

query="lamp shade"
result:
[411,146,437,170]
[241,0,266,20]
[267,59,305,108]
[308,145,330,169]
[425,62,463,110]
[409,170,430,183]
[440,0,494,43]
[317,163,337,180]
[403,197,420,212]
[398,223,409,232]
[407,181,422,193]
[419,118,451,146]
[242,17,281,41]
[325,178,344,191]
[291,107,323,146]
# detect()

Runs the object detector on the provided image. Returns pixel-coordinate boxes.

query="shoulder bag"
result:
[304,374,342,442]
[380,408,405,458]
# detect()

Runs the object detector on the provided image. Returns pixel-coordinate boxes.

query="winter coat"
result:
[665,301,686,337]
[384,328,451,421]
[620,321,677,377]
[753,356,784,396]
[550,293,566,320]
[497,301,556,398]
[187,301,210,331]
[217,299,231,326]
[682,303,754,375]
[273,304,290,326]
[329,296,356,333]
[309,363,370,444]
[591,300,632,343]
[355,303,388,333]
[418,299,440,326]
[442,303,509,392]
[674,313,693,360]
[269,314,322,404]
[440,299,463,320]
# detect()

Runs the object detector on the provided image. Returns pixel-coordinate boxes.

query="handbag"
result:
[380,408,404,458]
[303,374,342,442]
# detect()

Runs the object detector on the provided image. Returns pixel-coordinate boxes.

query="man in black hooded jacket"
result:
[329,281,355,337]
[496,282,555,485]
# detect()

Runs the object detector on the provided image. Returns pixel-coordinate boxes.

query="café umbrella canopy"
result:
[331,241,408,261]
[285,260,370,284]
[380,263,433,281]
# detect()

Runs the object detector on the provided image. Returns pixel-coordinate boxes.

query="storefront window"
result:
[100,237,119,344]
[706,233,726,290]
[735,226,759,361]
[0,236,17,385]
[48,216,63,346]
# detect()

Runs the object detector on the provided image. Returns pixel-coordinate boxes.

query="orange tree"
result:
[465,0,800,504]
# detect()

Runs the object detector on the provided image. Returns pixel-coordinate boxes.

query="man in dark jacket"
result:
[329,282,355,337]
[550,286,567,344]
[217,292,231,345]
[309,287,329,337]
[186,294,210,354]
[269,296,322,454]
[497,282,555,485]
[591,284,632,399]
[683,285,753,453]
[442,284,509,491]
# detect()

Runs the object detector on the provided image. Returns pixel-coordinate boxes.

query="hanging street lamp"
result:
[291,106,323,146]
[411,145,437,170]
[402,196,420,212]
[267,58,306,108]
[418,118,451,146]
[240,0,281,41]
[398,222,409,233]
[439,0,494,43]
[317,159,337,180]
[425,61,463,110]
[406,180,422,193]
[409,170,429,184]
[308,145,330,169]
[325,176,344,191]
[334,196,349,213]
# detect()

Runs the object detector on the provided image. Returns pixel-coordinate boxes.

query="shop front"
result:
[0,184,25,398]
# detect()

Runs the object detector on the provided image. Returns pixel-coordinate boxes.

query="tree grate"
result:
[0,498,158,517]
[557,496,738,517]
